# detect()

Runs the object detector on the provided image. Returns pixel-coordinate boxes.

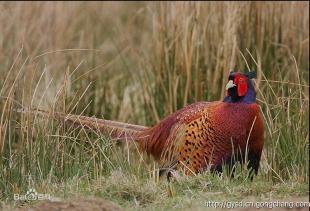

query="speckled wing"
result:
[159,101,222,174]
[176,107,216,174]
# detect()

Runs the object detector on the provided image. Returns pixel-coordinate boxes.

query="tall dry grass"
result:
[0,1,309,202]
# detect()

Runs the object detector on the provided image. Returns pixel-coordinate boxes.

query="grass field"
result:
[0,2,309,210]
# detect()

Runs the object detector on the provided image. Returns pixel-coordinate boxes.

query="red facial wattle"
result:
[234,74,248,97]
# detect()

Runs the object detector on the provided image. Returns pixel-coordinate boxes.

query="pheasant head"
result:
[224,71,257,103]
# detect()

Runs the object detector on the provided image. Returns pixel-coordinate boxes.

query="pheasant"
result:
[18,71,264,178]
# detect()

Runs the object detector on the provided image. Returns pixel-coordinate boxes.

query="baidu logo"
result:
[14,188,52,201]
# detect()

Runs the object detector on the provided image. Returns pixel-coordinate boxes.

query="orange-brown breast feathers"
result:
[176,102,264,173]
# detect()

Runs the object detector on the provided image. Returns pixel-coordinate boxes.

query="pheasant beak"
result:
[225,80,236,90]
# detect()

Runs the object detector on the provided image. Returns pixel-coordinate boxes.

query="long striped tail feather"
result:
[15,108,149,141]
